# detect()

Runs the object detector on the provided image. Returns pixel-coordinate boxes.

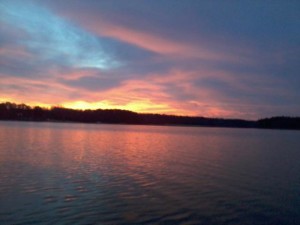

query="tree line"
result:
[0,102,299,130]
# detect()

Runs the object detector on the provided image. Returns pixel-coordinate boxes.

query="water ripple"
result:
[0,122,300,224]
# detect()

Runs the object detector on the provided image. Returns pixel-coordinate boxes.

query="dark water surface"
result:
[0,121,299,225]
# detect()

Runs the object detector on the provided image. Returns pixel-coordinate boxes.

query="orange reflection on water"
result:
[0,122,232,181]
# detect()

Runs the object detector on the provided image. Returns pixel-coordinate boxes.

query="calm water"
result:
[0,121,299,225]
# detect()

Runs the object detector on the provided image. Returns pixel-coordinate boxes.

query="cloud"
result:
[49,12,246,64]
[60,75,121,92]
[1,0,299,119]
[0,0,121,70]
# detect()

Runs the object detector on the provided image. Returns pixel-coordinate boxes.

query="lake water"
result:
[0,121,299,225]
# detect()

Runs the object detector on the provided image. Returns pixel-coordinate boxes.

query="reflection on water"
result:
[0,121,300,224]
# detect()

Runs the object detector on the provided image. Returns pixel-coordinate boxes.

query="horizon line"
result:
[1,101,299,122]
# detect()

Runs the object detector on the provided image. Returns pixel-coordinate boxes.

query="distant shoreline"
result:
[0,119,299,131]
[1,102,300,130]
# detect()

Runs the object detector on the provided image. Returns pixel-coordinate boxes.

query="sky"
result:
[1,0,299,119]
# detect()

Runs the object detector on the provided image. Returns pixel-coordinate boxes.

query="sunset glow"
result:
[1,0,299,119]
[63,100,174,114]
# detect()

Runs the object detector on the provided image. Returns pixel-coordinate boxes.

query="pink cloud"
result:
[0,46,33,59]
[51,9,249,63]
[89,21,242,62]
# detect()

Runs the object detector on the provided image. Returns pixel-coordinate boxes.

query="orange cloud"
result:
[1,64,267,119]
[1,67,250,118]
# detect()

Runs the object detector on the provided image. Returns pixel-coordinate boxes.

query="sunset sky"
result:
[1,0,299,119]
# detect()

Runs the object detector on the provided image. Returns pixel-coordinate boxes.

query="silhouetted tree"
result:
[0,102,299,130]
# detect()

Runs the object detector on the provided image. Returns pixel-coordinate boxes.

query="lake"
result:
[0,121,299,225]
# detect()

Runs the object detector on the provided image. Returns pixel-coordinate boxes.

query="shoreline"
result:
[1,118,299,131]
